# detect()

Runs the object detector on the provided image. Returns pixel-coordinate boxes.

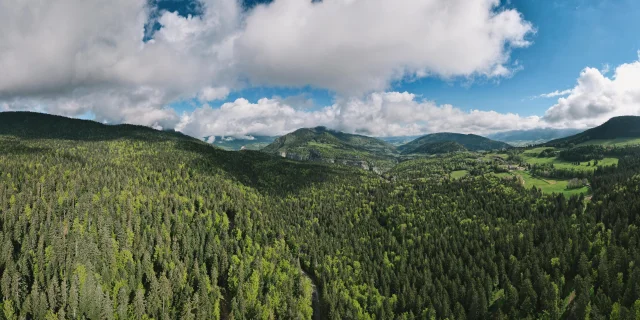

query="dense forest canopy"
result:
[2,112,640,319]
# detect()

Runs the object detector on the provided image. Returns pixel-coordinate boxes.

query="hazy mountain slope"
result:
[378,135,423,146]
[488,128,583,146]
[546,116,640,146]
[205,135,276,150]
[407,141,467,154]
[398,132,511,154]
[262,126,397,172]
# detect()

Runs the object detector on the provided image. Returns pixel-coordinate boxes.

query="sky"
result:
[1,0,639,138]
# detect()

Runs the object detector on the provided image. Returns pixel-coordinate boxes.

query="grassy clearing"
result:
[519,172,589,196]
[490,172,515,179]
[491,172,589,196]
[450,170,469,179]
[578,137,640,147]
[521,153,618,171]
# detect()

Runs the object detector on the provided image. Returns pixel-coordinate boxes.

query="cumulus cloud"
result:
[236,0,534,94]
[0,0,240,125]
[544,55,640,127]
[176,91,543,138]
[199,87,231,102]
[0,0,534,126]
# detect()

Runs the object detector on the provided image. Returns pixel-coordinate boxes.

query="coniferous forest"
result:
[3,113,640,319]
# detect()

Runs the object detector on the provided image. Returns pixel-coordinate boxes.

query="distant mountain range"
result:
[204,135,276,150]
[378,136,423,146]
[397,132,512,154]
[261,128,514,171]
[488,128,583,146]
[546,116,640,146]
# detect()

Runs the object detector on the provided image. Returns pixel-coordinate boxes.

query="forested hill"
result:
[0,111,196,142]
[546,116,640,146]
[398,132,511,154]
[4,112,640,319]
[262,126,398,171]
[403,140,467,154]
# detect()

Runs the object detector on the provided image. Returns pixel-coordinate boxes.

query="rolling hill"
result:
[262,126,397,172]
[398,132,512,154]
[0,111,196,142]
[4,111,640,319]
[546,116,640,146]
[405,141,467,154]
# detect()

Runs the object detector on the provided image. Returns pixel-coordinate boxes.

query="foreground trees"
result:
[1,128,640,319]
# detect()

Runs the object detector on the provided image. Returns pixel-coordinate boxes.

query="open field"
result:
[491,172,589,196]
[519,172,589,196]
[450,170,469,179]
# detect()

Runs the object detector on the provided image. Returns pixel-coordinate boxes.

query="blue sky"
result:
[1,0,639,137]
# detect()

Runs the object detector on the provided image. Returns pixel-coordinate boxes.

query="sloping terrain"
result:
[406,140,467,154]
[546,116,640,146]
[398,132,512,154]
[262,126,398,172]
[3,112,640,320]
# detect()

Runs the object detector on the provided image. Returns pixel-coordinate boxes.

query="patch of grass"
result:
[490,172,514,179]
[491,171,589,196]
[450,170,469,179]
[518,172,589,196]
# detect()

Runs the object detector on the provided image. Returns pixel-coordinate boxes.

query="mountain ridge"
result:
[398,132,512,154]
[546,116,640,146]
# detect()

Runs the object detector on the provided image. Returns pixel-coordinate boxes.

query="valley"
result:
[1,112,640,319]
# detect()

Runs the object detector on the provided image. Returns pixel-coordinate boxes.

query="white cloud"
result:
[7,0,632,137]
[199,87,231,102]
[0,0,534,124]
[537,89,573,98]
[176,91,543,138]
[0,0,240,125]
[544,56,640,127]
[236,0,534,94]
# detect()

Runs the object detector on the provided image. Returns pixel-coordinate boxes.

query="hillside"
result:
[3,112,640,319]
[262,126,397,172]
[398,132,511,154]
[546,116,640,146]
[488,128,582,146]
[406,140,467,154]
[0,111,195,142]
